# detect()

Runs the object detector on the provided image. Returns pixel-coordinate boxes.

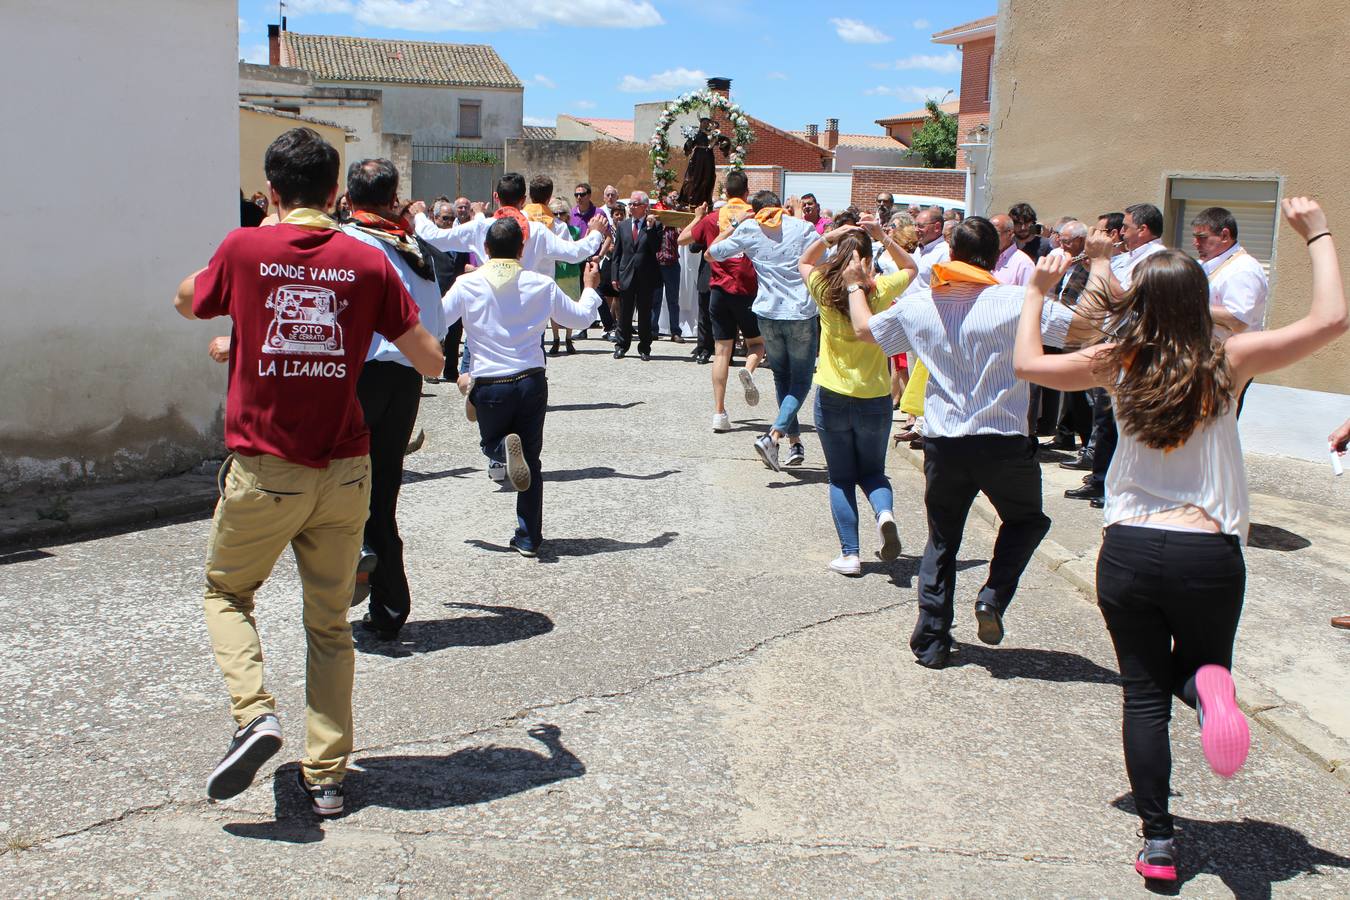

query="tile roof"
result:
[238,101,354,137]
[789,131,908,151]
[875,100,961,125]
[570,117,636,141]
[281,32,522,89]
[521,125,556,141]
[931,15,997,42]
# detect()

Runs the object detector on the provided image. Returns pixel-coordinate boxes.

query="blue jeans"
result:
[470,371,548,550]
[758,316,817,439]
[814,387,894,556]
[651,263,681,335]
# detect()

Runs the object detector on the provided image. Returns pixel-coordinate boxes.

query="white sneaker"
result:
[828,554,862,577]
[739,368,760,407]
[712,412,731,432]
[876,510,902,561]
[753,434,781,471]
[502,433,531,492]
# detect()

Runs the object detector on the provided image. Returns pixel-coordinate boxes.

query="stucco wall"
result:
[987,0,1350,393]
[0,0,237,491]
[240,108,348,199]
[834,146,921,173]
[324,82,522,145]
[504,139,592,201]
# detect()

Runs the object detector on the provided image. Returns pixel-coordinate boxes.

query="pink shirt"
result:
[993,244,1034,286]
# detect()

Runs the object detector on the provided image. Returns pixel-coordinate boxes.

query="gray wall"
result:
[323,82,523,145]
[0,0,237,491]
[833,145,920,173]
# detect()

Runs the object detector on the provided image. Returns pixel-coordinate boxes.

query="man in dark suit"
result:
[609,190,665,360]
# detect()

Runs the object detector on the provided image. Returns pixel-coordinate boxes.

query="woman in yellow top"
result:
[799,222,917,576]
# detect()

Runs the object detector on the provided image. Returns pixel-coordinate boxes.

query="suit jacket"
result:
[610,217,665,291]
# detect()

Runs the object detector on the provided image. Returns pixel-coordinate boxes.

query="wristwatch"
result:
[845,283,863,293]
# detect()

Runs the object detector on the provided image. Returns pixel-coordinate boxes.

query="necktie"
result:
[632,221,638,242]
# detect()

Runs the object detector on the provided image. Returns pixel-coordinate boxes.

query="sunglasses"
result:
[575,192,589,197]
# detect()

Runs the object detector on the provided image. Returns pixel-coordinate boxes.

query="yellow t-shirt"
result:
[808,269,911,398]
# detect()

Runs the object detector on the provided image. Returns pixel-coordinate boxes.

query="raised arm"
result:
[1014,254,1111,390]
[677,204,709,247]
[1226,198,1347,384]
[799,223,855,283]
[412,208,479,253]
[705,218,749,261]
[862,216,917,280]
[541,215,605,264]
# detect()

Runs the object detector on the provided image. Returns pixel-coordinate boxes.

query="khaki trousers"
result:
[203,452,370,784]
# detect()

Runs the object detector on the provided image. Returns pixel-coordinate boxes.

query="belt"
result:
[475,367,545,386]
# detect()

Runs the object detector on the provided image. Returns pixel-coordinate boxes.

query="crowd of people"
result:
[200,127,1347,885]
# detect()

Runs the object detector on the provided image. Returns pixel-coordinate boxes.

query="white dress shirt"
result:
[1204,243,1268,332]
[901,236,951,296]
[341,225,446,366]
[443,259,602,378]
[1117,238,1167,290]
[414,211,601,278]
[867,282,1075,437]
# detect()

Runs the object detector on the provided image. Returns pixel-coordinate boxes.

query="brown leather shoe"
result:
[1333,615,1350,630]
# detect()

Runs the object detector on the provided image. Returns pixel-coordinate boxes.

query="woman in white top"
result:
[1012,198,1345,886]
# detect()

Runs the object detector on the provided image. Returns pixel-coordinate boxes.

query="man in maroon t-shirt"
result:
[678,169,764,433]
[172,128,443,817]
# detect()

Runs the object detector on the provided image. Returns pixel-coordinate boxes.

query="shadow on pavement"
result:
[766,468,831,487]
[224,725,584,843]
[1110,795,1350,897]
[465,531,679,564]
[855,555,987,590]
[353,602,553,658]
[950,644,1120,684]
[548,401,645,412]
[401,466,477,485]
[544,467,680,482]
[1246,522,1311,552]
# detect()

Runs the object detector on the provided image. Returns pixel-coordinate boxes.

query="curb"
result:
[893,443,1349,785]
[0,480,219,553]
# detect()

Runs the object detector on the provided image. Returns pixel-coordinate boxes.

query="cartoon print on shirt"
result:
[263,284,348,357]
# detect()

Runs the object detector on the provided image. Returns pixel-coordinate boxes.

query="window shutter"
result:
[1180,199,1278,275]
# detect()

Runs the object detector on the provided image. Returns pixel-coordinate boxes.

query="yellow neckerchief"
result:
[481,258,523,289]
[1206,246,1247,283]
[718,197,752,229]
[523,202,555,229]
[280,207,341,230]
[754,206,784,229]
[929,260,1000,288]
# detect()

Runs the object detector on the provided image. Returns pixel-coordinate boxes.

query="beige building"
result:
[239,103,353,199]
[985,0,1350,419]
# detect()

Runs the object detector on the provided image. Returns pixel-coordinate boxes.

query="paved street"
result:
[2,344,1348,896]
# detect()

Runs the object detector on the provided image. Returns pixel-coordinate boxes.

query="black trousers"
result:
[356,360,422,631]
[912,435,1052,664]
[1096,525,1245,839]
[1089,387,1117,487]
[616,279,656,354]
[441,320,463,381]
[696,290,714,354]
[1057,390,1092,446]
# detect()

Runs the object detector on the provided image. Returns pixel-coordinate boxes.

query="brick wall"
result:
[714,164,783,198]
[744,118,833,172]
[956,36,994,168]
[850,166,966,209]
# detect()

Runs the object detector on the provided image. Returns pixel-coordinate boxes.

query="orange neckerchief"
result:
[493,205,531,240]
[929,260,1000,288]
[718,197,752,229]
[754,206,785,228]
[522,202,554,229]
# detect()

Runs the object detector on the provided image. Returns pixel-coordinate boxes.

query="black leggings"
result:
[1096,524,1245,839]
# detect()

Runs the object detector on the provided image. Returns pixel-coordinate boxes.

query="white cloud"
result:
[238,17,248,33]
[523,114,555,126]
[617,67,707,94]
[864,85,952,104]
[284,0,356,12]
[765,71,788,80]
[873,52,961,74]
[912,18,930,30]
[830,17,891,44]
[349,0,661,31]
[574,99,597,110]
[240,42,270,64]
[532,74,556,89]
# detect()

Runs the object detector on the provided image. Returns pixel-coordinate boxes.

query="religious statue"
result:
[676,117,733,210]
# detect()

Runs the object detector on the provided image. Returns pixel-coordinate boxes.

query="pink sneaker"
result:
[1195,664,1250,778]
[1134,838,1178,883]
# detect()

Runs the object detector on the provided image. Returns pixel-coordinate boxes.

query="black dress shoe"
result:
[639,352,651,361]
[1065,482,1104,500]
[974,601,1004,645]
[914,649,950,670]
[1089,497,1105,509]
[359,612,398,641]
[1043,436,1078,451]
[1059,450,1094,471]
[613,348,626,359]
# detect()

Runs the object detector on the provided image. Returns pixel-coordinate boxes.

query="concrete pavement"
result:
[1,343,1347,896]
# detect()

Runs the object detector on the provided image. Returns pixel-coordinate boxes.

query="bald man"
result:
[990,214,1034,286]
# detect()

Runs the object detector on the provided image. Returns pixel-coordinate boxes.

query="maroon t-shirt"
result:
[193,224,420,467]
[690,212,758,296]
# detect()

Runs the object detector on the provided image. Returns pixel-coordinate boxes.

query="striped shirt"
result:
[868,282,1074,437]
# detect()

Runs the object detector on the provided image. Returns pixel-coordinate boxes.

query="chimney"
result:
[805,123,818,143]
[706,77,732,99]
[824,118,839,150]
[267,24,280,66]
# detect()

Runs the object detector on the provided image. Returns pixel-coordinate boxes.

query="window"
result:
[1166,176,1280,276]
[458,101,481,139]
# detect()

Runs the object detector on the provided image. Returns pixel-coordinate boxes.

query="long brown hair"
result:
[815,231,874,313]
[1090,250,1234,449]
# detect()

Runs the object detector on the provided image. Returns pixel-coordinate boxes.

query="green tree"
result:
[909,98,958,169]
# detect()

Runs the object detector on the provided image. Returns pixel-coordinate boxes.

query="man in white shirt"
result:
[443,217,605,558]
[1192,206,1270,415]
[409,172,604,280]
[903,206,952,296]
[599,185,622,225]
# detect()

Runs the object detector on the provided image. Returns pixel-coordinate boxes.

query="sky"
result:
[237,0,994,135]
